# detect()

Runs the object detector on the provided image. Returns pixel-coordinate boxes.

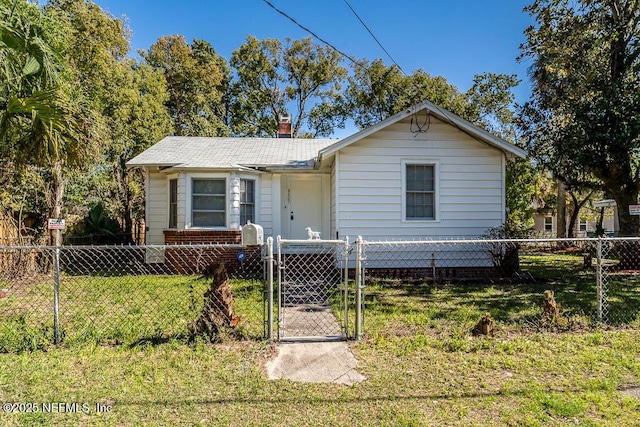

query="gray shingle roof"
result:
[127,137,338,170]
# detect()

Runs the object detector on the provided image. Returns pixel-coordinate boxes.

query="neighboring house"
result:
[127,100,526,260]
[533,207,617,238]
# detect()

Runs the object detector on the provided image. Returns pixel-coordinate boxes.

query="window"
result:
[579,217,587,232]
[544,216,553,232]
[406,164,435,220]
[240,179,255,226]
[192,179,226,227]
[168,179,178,229]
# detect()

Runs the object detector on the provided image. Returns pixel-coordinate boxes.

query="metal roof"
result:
[126,137,337,170]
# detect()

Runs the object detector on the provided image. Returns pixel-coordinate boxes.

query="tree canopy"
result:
[0,0,533,242]
[519,0,640,236]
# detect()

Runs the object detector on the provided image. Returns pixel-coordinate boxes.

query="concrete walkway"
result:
[265,341,366,385]
[267,280,365,385]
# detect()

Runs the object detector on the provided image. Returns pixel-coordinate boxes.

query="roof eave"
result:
[318,100,527,160]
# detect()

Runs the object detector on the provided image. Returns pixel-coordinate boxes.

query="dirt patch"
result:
[619,386,640,399]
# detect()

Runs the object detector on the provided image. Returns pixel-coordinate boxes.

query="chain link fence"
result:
[356,237,640,332]
[2,237,639,352]
[0,245,266,352]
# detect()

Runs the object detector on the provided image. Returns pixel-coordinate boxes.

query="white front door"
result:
[282,175,325,240]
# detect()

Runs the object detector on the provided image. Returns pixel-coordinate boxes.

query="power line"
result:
[259,0,461,135]
[342,0,406,76]
[260,0,362,67]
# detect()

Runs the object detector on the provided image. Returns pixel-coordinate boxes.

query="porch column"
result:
[229,174,241,230]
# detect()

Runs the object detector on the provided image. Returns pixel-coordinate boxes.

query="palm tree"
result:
[0,0,94,244]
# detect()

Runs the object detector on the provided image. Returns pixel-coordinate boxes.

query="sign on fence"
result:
[628,205,640,215]
[47,218,66,230]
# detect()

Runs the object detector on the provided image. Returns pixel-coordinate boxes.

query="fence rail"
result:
[1,237,639,352]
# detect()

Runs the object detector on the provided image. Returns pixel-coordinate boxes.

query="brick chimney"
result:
[277,113,292,138]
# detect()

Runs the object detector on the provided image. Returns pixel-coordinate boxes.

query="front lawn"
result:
[1,274,639,426]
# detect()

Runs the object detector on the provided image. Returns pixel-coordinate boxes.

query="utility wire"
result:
[260,0,461,135]
[342,0,406,76]
[261,0,362,67]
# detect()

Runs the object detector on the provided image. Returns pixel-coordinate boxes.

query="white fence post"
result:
[276,235,283,340]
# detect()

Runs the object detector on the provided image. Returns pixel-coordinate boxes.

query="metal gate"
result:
[275,236,351,340]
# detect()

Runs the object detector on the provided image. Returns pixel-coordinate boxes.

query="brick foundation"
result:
[162,230,262,276]
[163,229,241,245]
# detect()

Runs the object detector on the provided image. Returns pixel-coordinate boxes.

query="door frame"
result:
[280,174,330,240]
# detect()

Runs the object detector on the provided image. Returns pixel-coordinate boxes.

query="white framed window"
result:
[579,217,587,232]
[240,179,255,226]
[544,216,553,232]
[191,178,226,227]
[403,161,437,221]
[168,178,178,229]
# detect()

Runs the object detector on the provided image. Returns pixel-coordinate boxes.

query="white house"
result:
[127,100,526,248]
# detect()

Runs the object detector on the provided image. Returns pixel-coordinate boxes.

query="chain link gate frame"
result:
[267,236,357,341]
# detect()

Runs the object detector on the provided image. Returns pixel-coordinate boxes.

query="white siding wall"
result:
[336,117,505,241]
[260,174,274,236]
[146,171,167,245]
[330,155,337,240]
[177,173,187,228]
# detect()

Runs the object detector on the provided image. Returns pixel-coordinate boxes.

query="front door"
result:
[282,175,324,240]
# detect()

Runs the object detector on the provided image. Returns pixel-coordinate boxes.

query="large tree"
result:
[519,0,640,236]
[49,0,172,242]
[228,36,283,137]
[104,61,172,242]
[142,35,229,137]
[344,59,470,129]
[229,36,347,137]
[344,60,523,131]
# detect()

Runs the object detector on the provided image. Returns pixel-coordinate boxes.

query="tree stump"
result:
[542,289,561,324]
[472,312,495,336]
[194,263,241,341]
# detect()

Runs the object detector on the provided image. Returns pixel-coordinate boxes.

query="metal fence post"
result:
[266,237,274,341]
[355,236,363,340]
[276,235,282,340]
[343,236,349,338]
[53,236,61,344]
[596,237,603,324]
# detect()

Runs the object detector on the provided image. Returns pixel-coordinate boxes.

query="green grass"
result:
[0,253,639,425]
[0,275,266,352]
[0,322,638,425]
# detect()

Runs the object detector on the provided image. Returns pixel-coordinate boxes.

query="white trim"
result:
[334,151,341,239]
[166,173,179,229]
[238,174,260,227]
[321,174,330,237]
[501,153,506,223]
[145,167,151,231]
[185,173,229,229]
[318,100,527,161]
[401,159,440,223]
[272,174,282,237]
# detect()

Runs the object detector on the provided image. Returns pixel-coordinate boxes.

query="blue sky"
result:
[93,0,535,132]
